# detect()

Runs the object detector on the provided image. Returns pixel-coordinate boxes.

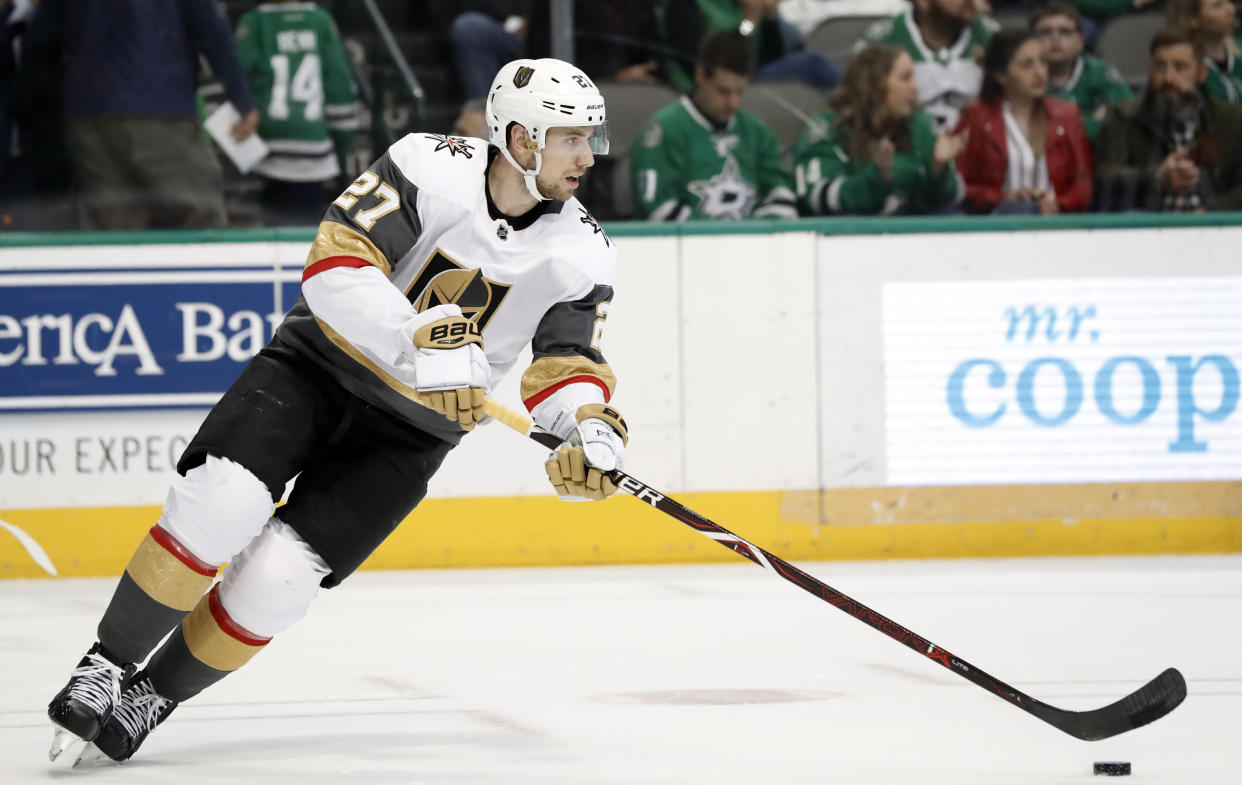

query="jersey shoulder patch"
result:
[571,204,612,249]
[860,16,896,44]
[387,133,488,207]
[798,109,835,147]
[542,198,618,283]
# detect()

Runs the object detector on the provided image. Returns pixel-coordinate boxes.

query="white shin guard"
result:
[217,518,330,638]
[157,455,275,567]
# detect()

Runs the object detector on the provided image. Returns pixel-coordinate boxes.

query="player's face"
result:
[535,126,598,201]
[1033,14,1084,66]
[693,67,748,127]
[1193,0,1236,36]
[1149,43,1206,99]
[884,52,919,119]
[999,39,1048,102]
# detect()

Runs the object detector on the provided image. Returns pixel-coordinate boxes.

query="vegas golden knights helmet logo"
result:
[407,249,511,330]
[513,66,535,88]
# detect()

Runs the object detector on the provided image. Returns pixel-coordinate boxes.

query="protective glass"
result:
[543,123,610,156]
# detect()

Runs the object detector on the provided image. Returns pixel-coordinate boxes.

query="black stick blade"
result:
[1033,668,1187,741]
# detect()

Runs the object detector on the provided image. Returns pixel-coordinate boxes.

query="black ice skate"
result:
[47,643,135,761]
[76,671,177,765]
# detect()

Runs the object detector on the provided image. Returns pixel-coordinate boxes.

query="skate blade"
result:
[72,743,111,768]
[48,728,84,763]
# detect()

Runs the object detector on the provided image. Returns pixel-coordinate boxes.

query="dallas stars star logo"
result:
[687,157,756,221]
[578,207,611,247]
[428,134,474,158]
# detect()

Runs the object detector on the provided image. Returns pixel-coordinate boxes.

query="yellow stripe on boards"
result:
[1,482,1239,579]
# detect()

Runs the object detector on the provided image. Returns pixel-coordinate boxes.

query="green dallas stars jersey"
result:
[1204,43,1242,104]
[235,2,358,182]
[857,8,997,133]
[1046,55,1132,141]
[792,109,961,215]
[628,96,797,221]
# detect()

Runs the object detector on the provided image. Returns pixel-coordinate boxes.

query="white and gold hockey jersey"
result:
[273,132,619,443]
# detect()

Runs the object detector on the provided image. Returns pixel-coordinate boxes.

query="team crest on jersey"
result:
[428,134,475,158]
[406,249,511,330]
[577,207,611,247]
[513,66,535,88]
[688,157,756,221]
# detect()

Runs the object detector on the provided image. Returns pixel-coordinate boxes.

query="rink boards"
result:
[1,218,1239,578]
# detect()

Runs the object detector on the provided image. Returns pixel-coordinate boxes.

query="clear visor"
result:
[542,123,610,156]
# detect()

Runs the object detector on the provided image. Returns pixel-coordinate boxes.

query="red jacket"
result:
[953,98,1093,213]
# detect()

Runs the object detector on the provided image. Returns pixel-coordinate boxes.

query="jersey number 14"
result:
[268,53,323,122]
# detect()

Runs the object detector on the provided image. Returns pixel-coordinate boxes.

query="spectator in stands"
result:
[26,0,258,230]
[954,29,1093,213]
[1166,0,1242,102]
[855,0,999,133]
[448,2,526,99]
[452,98,490,138]
[659,0,841,93]
[793,43,968,215]
[0,0,26,201]
[1095,28,1242,211]
[448,2,664,99]
[629,31,797,220]
[236,0,358,227]
[5,0,74,230]
[1031,1,1131,139]
[533,1,664,86]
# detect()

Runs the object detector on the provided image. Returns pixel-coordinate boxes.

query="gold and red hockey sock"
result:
[144,584,271,702]
[96,526,218,664]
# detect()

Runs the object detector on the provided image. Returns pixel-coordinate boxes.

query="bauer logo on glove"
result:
[398,304,490,430]
[414,316,483,348]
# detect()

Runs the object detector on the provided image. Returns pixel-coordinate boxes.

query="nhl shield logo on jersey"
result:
[513,66,535,88]
[407,249,511,330]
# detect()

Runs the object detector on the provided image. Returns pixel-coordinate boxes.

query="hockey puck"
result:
[1093,762,1131,776]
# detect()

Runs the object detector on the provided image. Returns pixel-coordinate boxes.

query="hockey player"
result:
[629,31,797,221]
[235,0,359,224]
[46,57,626,765]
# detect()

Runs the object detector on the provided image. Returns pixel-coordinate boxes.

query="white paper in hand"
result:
[204,102,268,174]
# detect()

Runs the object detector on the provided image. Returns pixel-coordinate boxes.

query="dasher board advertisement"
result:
[0,250,302,411]
[883,276,1242,485]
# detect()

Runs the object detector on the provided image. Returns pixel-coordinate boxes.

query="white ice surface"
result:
[1,555,1239,784]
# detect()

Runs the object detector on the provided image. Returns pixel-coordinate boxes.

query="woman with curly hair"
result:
[1167,0,1242,102]
[792,43,968,215]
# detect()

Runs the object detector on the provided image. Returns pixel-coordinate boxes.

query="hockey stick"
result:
[481,397,1187,741]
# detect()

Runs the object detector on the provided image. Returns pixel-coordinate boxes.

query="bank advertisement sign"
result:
[882,277,1242,485]
[1,264,302,410]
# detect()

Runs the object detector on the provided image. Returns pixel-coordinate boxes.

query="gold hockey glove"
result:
[401,308,489,430]
[545,404,628,501]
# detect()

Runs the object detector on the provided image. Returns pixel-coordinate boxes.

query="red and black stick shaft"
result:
[481,398,1186,741]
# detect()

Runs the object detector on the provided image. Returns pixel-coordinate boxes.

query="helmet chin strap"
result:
[500,146,548,202]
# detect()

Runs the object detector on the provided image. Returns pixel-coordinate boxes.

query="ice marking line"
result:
[0,518,57,576]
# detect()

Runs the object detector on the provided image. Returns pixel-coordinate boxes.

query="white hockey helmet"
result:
[486,58,610,201]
